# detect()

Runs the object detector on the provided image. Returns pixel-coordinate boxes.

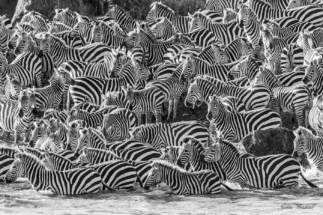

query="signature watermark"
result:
[279,204,315,210]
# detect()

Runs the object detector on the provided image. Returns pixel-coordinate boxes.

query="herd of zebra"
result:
[1,0,323,196]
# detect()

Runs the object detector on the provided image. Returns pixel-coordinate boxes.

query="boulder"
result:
[240,127,310,169]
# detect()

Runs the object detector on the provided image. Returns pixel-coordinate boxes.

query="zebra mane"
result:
[218,138,240,156]
[150,2,175,14]
[152,159,188,173]
[86,147,120,158]
[17,152,47,168]
[0,146,17,157]
[88,160,122,168]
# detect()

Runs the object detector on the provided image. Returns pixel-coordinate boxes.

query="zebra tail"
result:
[300,170,318,188]
[221,182,233,191]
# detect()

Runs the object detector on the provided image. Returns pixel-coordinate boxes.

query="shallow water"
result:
[1,142,323,215]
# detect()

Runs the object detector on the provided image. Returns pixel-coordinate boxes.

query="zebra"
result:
[129,121,209,152]
[252,67,312,127]
[72,96,100,113]
[3,73,22,100]
[200,136,317,188]
[72,12,96,44]
[13,30,55,81]
[106,140,149,151]
[0,15,14,54]
[293,126,323,171]
[121,84,165,125]
[5,152,103,194]
[206,95,281,142]
[67,105,118,128]
[160,146,191,171]
[20,71,65,116]
[144,160,222,195]
[105,5,138,34]
[75,128,107,155]
[91,21,126,48]
[0,52,42,88]
[302,56,323,96]
[43,108,69,122]
[204,0,247,15]
[113,146,161,162]
[188,12,245,46]
[287,0,322,9]
[36,33,112,67]
[101,91,130,109]
[180,55,236,83]
[0,153,14,181]
[281,44,304,73]
[182,75,246,114]
[28,119,49,148]
[53,8,81,28]
[102,108,138,142]
[307,94,323,136]
[50,29,86,49]
[0,91,34,143]
[231,55,305,87]
[146,62,188,122]
[147,2,191,34]
[222,8,239,24]
[75,147,121,164]
[27,11,49,34]
[41,151,77,171]
[185,76,273,112]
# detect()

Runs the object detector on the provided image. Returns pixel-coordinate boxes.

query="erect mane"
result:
[152,159,188,173]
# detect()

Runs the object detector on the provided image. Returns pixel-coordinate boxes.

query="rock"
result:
[240,127,310,169]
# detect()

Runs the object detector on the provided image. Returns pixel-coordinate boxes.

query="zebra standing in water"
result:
[147,2,191,34]
[144,160,222,195]
[199,136,318,188]
[206,95,281,142]
[293,126,323,172]
[5,153,103,195]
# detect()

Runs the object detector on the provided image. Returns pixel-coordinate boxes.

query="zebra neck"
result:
[244,17,261,47]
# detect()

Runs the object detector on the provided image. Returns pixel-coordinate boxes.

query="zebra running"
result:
[293,126,323,172]
[252,67,312,127]
[206,95,281,142]
[200,136,317,188]
[185,76,273,112]
[0,52,42,88]
[144,160,222,195]
[102,108,138,142]
[147,2,191,34]
[130,121,209,151]
[5,153,103,194]
[188,12,245,46]
[121,84,165,125]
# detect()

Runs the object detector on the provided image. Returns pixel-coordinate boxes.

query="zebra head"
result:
[207,95,220,121]
[303,55,322,84]
[4,156,24,184]
[66,120,82,152]
[203,136,222,163]
[14,31,36,55]
[287,0,303,9]
[36,32,51,57]
[105,4,117,20]
[181,55,196,83]
[6,73,22,99]
[56,67,75,86]
[75,128,92,155]
[222,8,238,24]
[293,126,314,158]
[144,162,161,188]
[17,88,36,118]
[188,12,203,32]
[75,147,90,164]
[210,43,230,64]
[29,119,49,147]
[185,78,203,112]
[91,21,104,43]
[176,136,197,168]
[53,8,70,26]
[237,4,253,29]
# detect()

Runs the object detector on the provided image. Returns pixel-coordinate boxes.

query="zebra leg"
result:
[295,107,306,127]
[167,100,173,123]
